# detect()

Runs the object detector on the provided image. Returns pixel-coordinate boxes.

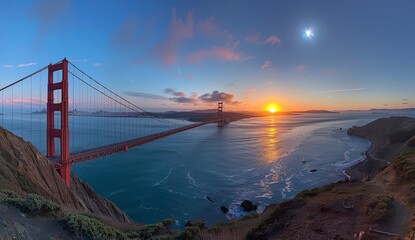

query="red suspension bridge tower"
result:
[217,101,225,127]
[47,59,71,187]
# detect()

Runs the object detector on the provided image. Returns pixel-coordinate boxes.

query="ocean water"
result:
[1,111,414,226]
[68,112,384,226]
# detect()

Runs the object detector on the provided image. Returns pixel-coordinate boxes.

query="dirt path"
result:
[0,204,85,240]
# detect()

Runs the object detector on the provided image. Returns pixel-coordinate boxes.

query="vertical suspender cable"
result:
[30,76,33,143]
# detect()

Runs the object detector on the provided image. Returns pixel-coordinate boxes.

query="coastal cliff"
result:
[0,126,130,224]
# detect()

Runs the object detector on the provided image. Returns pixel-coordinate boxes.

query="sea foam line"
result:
[186,170,200,187]
[154,169,173,186]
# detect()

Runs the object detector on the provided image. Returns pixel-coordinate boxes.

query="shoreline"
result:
[343,141,373,181]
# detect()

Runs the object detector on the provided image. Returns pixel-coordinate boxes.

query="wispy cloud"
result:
[261,60,275,72]
[159,9,194,64]
[164,88,197,104]
[2,64,13,68]
[164,88,186,97]
[18,62,37,67]
[196,18,221,37]
[32,0,70,52]
[245,32,282,45]
[264,35,281,45]
[93,63,104,67]
[189,45,252,63]
[125,92,167,100]
[320,88,365,94]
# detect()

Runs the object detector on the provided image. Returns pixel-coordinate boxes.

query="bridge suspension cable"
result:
[68,61,178,127]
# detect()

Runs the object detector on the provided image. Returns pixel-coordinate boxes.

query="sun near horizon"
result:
[266,103,281,113]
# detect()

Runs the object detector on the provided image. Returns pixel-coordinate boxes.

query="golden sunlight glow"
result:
[266,103,280,113]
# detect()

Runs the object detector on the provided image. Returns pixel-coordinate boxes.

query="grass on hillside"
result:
[0,189,60,216]
[394,151,415,182]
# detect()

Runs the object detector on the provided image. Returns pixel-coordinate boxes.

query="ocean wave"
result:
[186,170,200,187]
[108,187,126,196]
[153,169,173,186]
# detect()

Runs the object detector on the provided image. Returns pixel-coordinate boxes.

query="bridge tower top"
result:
[47,59,71,187]
[218,101,223,118]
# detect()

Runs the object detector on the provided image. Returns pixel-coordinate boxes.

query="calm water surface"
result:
[71,112,383,226]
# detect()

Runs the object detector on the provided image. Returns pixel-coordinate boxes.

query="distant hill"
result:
[154,110,253,122]
[369,108,415,111]
[290,110,339,114]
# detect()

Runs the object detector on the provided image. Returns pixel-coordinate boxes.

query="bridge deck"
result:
[49,118,227,165]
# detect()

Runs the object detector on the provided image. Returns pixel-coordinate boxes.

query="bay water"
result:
[2,111,412,226]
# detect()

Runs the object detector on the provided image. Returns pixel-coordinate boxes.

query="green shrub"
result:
[24,193,60,214]
[0,189,25,207]
[364,195,393,222]
[393,152,415,182]
[176,226,201,240]
[65,213,125,240]
[130,222,174,240]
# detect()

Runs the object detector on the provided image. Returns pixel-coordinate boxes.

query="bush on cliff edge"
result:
[0,189,60,215]
[65,213,126,240]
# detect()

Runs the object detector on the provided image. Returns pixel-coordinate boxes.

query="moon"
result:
[304,28,314,39]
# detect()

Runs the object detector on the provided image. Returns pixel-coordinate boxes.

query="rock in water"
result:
[241,200,258,212]
[220,206,229,213]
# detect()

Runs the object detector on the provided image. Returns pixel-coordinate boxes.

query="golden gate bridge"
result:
[0,59,228,187]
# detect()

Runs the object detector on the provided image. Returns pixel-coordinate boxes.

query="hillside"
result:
[0,126,130,224]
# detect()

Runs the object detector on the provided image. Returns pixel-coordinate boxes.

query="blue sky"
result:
[1,0,415,111]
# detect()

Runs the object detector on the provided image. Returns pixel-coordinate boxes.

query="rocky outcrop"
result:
[0,127,130,223]
[241,200,257,212]
[348,117,415,161]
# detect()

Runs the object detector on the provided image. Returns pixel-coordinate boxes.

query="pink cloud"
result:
[264,36,281,45]
[296,64,305,72]
[189,46,251,63]
[246,33,282,45]
[170,9,194,40]
[197,18,221,36]
[2,98,46,105]
[159,9,194,64]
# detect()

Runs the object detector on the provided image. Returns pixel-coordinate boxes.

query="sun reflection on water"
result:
[260,116,283,163]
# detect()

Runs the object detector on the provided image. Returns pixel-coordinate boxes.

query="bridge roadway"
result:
[49,118,227,166]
